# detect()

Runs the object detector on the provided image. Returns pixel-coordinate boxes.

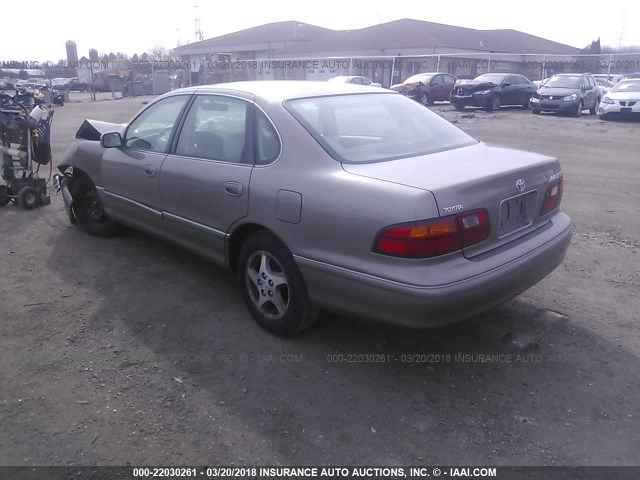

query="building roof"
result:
[174,21,332,55]
[174,18,580,57]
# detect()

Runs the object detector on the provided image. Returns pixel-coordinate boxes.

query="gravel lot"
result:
[1,97,639,466]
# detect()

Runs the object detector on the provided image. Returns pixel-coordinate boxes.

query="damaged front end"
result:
[450,81,498,107]
[52,167,77,224]
[52,118,126,224]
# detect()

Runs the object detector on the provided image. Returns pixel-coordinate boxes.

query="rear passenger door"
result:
[159,94,254,264]
[587,77,599,107]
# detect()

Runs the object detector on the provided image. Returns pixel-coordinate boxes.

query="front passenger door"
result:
[501,76,518,105]
[101,94,191,233]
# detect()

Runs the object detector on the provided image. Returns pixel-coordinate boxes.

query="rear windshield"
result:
[612,80,640,92]
[545,76,581,89]
[474,74,508,84]
[405,74,433,83]
[284,93,477,164]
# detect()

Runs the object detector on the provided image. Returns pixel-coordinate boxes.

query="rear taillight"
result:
[374,209,490,258]
[540,179,563,216]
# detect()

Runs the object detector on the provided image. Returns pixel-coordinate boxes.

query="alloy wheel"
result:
[245,250,290,320]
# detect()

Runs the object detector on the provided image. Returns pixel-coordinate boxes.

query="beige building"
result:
[173,18,581,87]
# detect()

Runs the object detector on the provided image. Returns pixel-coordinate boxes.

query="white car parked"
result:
[598,79,640,120]
[328,76,382,88]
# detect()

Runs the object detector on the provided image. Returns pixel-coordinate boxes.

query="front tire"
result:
[532,109,541,115]
[573,101,583,117]
[71,174,118,236]
[488,95,501,111]
[238,231,318,336]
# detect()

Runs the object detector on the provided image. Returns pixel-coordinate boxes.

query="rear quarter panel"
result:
[240,99,440,276]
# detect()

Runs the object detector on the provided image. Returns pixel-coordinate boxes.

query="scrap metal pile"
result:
[0,91,53,209]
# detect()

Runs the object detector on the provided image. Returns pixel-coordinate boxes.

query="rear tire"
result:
[71,174,118,236]
[238,231,318,336]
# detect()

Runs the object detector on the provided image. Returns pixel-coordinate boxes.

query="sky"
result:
[1,0,639,62]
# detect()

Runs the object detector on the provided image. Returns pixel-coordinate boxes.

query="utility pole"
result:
[607,9,628,78]
[194,5,203,42]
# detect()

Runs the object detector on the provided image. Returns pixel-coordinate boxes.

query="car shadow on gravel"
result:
[45,227,640,466]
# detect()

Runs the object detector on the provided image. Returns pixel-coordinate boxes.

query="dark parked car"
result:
[2,78,16,90]
[450,73,537,111]
[529,73,600,116]
[52,77,88,92]
[390,73,457,105]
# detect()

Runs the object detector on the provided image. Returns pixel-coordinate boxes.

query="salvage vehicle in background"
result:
[328,76,381,88]
[450,73,537,111]
[529,73,600,116]
[593,73,623,85]
[54,81,571,336]
[594,77,614,97]
[598,78,640,120]
[390,73,457,106]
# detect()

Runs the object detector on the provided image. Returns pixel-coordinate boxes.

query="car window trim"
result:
[123,93,194,154]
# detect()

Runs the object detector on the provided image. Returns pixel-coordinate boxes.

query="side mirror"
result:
[503,82,512,87]
[100,132,123,148]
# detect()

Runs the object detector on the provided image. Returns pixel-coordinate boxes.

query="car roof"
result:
[170,80,394,103]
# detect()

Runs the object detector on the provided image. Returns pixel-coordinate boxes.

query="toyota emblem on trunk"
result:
[516,179,526,192]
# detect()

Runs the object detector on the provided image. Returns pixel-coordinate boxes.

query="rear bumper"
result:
[297,212,572,327]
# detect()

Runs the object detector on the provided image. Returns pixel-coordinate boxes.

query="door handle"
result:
[224,181,243,196]
[144,164,156,177]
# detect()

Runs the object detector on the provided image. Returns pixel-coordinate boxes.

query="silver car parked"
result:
[55,81,572,336]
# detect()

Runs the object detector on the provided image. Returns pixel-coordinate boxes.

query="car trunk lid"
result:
[342,142,562,258]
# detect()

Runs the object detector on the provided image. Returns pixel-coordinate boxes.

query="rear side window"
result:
[285,93,477,164]
[255,111,281,165]
[175,95,250,164]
